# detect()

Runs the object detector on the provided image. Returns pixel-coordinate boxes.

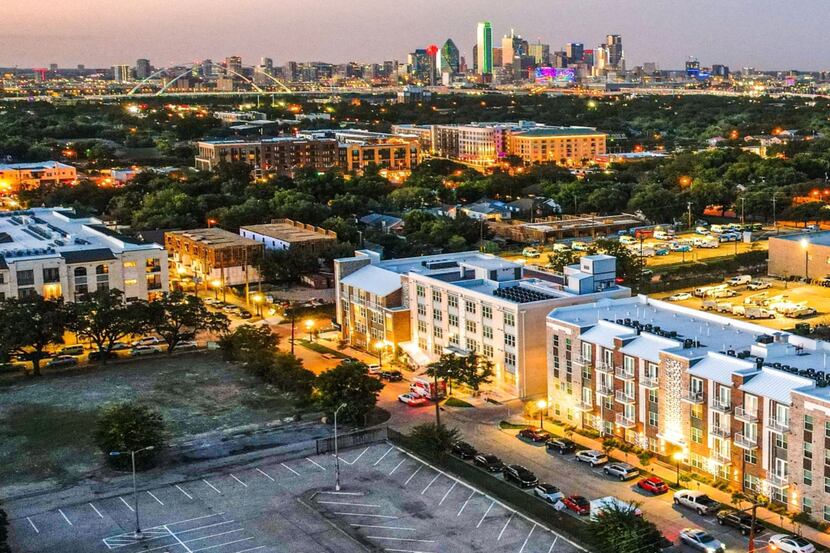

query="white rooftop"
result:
[340,265,402,297]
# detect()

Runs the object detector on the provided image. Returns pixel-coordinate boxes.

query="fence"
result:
[316,425,388,455]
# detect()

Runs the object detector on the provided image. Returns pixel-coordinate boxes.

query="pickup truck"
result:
[674,490,721,515]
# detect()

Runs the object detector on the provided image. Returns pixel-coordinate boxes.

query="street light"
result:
[536,399,547,430]
[672,450,684,487]
[252,293,264,317]
[333,403,347,491]
[305,319,314,341]
[374,340,385,367]
[801,238,809,279]
[109,446,155,538]
[210,279,222,300]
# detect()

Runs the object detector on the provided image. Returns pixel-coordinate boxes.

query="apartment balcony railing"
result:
[733,407,759,423]
[710,426,731,439]
[596,384,614,398]
[734,432,758,450]
[614,366,635,381]
[576,400,594,412]
[711,449,732,464]
[615,413,636,428]
[596,362,614,375]
[640,374,659,389]
[710,399,732,414]
[767,472,789,489]
[615,390,636,404]
[681,391,705,404]
[767,417,789,434]
[573,356,593,368]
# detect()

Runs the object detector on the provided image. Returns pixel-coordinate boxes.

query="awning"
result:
[398,341,431,368]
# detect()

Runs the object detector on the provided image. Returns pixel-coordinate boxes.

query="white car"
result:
[747,280,772,291]
[668,292,691,302]
[768,534,815,553]
[367,364,382,375]
[131,336,161,347]
[575,449,608,467]
[603,462,640,481]
[176,340,198,350]
[533,483,564,503]
[397,393,427,406]
[130,345,163,357]
[679,528,725,553]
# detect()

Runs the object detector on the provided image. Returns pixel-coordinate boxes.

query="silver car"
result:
[575,449,609,467]
[679,528,725,553]
[603,462,640,481]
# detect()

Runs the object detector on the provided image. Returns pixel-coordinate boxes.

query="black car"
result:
[451,441,477,460]
[504,464,538,488]
[88,350,118,362]
[518,427,552,443]
[716,509,765,536]
[546,438,576,454]
[380,370,403,381]
[473,453,505,472]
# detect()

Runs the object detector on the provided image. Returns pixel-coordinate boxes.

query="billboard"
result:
[535,67,576,84]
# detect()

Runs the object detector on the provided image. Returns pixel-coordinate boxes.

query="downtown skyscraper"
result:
[476,21,493,75]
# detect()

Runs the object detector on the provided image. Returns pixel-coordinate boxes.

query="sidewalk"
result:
[517,415,830,550]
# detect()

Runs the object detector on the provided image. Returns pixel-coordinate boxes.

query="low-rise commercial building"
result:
[239,219,337,254]
[0,161,77,192]
[164,228,262,288]
[768,231,830,280]
[0,207,167,301]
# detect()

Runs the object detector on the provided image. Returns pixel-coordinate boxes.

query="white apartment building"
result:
[0,208,168,302]
[546,294,830,513]
[335,251,630,398]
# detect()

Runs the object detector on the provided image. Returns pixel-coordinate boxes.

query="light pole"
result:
[672,450,683,487]
[109,446,155,538]
[252,293,264,317]
[374,341,384,367]
[740,197,746,226]
[801,238,809,279]
[211,279,222,300]
[536,399,547,430]
[334,403,347,491]
[305,319,314,342]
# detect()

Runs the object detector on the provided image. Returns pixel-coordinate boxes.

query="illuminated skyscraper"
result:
[605,35,623,68]
[565,43,584,64]
[439,39,460,76]
[476,21,493,75]
[135,59,152,80]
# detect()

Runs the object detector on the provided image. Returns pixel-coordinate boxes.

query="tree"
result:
[426,354,465,396]
[315,359,384,425]
[95,402,165,471]
[586,501,663,553]
[67,289,145,361]
[407,423,461,459]
[262,352,317,405]
[0,297,69,376]
[219,324,279,367]
[143,292,229,353]
[458,353,495,393]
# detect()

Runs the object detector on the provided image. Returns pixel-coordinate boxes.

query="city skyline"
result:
[2,0,830,71]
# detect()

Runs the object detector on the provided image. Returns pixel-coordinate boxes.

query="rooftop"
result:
[166,228,261,248]
[0,161,74,171]
[240,222,336,244]
[512,127,605,138]
[773,231,830,247]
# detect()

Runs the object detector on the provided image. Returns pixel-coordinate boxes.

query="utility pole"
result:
[687,202,693,229]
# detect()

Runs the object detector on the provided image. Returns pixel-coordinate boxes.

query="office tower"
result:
[605,34,623,68]
[712,64,730,78]
[686,58,701,78]
[225,56,243,76]
[135,59,151,80]
[284,61,298,81]
[260,57,274,71]
[49,63,58,73]
[565,43,584,64]
[112,64,132,82]
[472,44,478,73]
[552,51,568,68]
[594,46,609,73]
[492,47,503,68]
[407,49,430,82]
[476,21,493,75]
[77,64,85,72]
[583,50,594,67]
[439,39,460,76]
[528,42,550,66]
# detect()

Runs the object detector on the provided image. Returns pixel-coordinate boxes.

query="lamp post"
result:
[305,319,314,342]
[334,403,347,491]
[536,399,547,430]
[109,446,155,538]
[211,279,222,300]
[801,238,809,279]
[374,341,384,368]
[252,293,264,317]
[672,451,684,487]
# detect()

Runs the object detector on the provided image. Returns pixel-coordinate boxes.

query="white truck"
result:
[589,496,642,520]
[744,306,776,320]
[727,275,752,286]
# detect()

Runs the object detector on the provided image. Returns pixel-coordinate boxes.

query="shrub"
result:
[95,403,166,471]
[407,423,461,459]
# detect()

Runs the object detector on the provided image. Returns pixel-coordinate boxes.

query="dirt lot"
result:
[0,351,300,495]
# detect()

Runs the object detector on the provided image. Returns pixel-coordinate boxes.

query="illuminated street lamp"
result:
[374,340,385,367]
[801,238,809,279]
[251,293,264,317]
[672,451,684,486]
[305,319,315,341]
[210,278,222,300]
[536,399,548,430]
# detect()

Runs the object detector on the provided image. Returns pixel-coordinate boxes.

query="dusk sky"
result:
[2,0,828,70]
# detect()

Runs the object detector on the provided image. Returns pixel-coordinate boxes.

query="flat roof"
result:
[513,127,605,138]
[166,228,261,248]
[773,231,830,247]
[0,161,74,171]
[241,223,336,244]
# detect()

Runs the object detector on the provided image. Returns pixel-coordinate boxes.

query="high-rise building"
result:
[112,64,132,82]
[471,44,478,73]
[476,21,493,75]
[605,34,624,68]
[48,63,58,73]
[528,41,550,66]
[407,49,430,83]
[565,43,584,64]
[438,39,460,76]
[135,59,152,80]
[225,56,243,76]
[492,47,503,68]
[260,57,273,71]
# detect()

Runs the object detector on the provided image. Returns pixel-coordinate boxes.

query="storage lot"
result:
[6,443,583,553]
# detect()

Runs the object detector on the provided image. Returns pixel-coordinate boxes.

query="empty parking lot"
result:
[6,443,585,553]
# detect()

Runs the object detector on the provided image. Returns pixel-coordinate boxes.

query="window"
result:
[466,338,478,352]
[448,295,458,308]
[123,261,137,268]
[483,344,493,358]
[802,497,813,515]
[433,327,443,339]
[825,450,830,466]
[42,267,60,283]
[17,287,37,298]
[483,326,493,340]
[504,312,515,327]
[417,321,427,334]
[825,421,830,439]
[432,290,441,304]
[482,304,492,319]
[691,427,702,444]
[504,334,516,347]
[16,270,34,286]
[448,334,459,346]
[804,469,813,486]
[804,442,813,460]
[648,411,658,427]
[145,258,161,272]
[448,314,458,327]
[416,285,425,298]
[465,301,476,314]
[744,449,757,464]
[824,506,830,523]
[433,310,443,322]
[648,389,658,404]
[824,477,830,494]
[146,274,162,290]
[505,352,516,368]
[417,304,426,316]
[465,320,476,333]
[805,415,814,433]
[124,279,138,285]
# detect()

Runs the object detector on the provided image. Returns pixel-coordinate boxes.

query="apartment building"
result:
[194,137,340,175]
[508,127,607,166]
[165,228,262,287]
[0,208,167,301]
[299,129,421,172]
[239,219,337,254]
[546,294,830,511]
[335,251,629,398]
[0,161,77,192]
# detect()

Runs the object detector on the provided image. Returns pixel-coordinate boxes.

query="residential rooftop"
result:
[512,127,605,138]
[0,161,74,171]
[240,221,336,244]
[165,228,261,248]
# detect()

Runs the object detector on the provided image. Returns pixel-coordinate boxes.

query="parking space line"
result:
[255,468,275,482]
[318,500,381,508]
[233,548,266,553]
[89,502,104,518]
[177,521,236,535]
[184,529,244,544]
[389,459,406,476]
[230,474,248,487]
[456,491,476,517]
[163,524,194,553]
[438,481,456,506]
[193,537,254,552]
[281,462,301,476]
[548,535,559,553]
[147,491,164,505]
[373,446,394,466]
[421,473,440,495]
[476,500,495,528]
[403,466,422,485]
[518,524,536,553]
[340,447,370,465]
[317,491,364,496]
[26,517,38,533]
[203,479,222,494]
[58,508,73,526]
[306,457,327,471]
[119,496,135,512]
[367,536,436,543]
[334,512,398,519]
[349,524,416,531]
[498,514,514,540]
[176,484,194,499]
[384,548,433,553]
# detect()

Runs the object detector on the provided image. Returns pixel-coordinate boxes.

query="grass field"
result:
[0,351,301,495]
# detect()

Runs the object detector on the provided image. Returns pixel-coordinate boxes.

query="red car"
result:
[562,495,590,516]
[637,476,669,495]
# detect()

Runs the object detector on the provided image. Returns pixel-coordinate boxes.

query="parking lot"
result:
[5,443,584,553]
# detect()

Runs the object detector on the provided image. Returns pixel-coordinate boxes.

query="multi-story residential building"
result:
[508,127,607,166]
[239,219,337,254]
[299,129,421,172]
[335,251,630,398]
[0,161,77,192]
[546,294,830,511]
[0,208,167,301]
[165,228,262,288]
[194,137,340,175]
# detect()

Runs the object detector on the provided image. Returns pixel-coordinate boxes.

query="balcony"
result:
[681,390,705,404]
[710,399,732,414]
[615,390,636,404]
[573,356,593,368]
[734,432,758,450]
[710,426,731,439]
[581,372,593,385]
[767,417,789,434]
[575,400,594,412]
[767,472,789,489]
[596,384,614,398]
[733,407,759,423]
[596,362,613,375]
[640,374,659,389]
[615,413,636,428]
[614,366,635,381]
[711,450,731,464]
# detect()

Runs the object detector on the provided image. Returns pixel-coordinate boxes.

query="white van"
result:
[619,235,636,245]
[727,275,752,286]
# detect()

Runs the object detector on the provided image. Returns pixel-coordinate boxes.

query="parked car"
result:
[88,350,118,362]
[46,355,78,368]
[716,509,765,536]
[575,449,608,467]
[503,464,538,488]
[727,274,752,286]
[380,370,403,381]
[533,483,564,503]
[673,490,721,515]
[522,247,541,258]
[57,345,85,356]
[748,279,772,291]
[131,336,161,347]
[668,292,691,302]
[176,340,198,350]
[670,243,693,252]
[450,441,477,460]
[545,438,576,454]
[679,528,726,553]
[768,534,816,553]
[110,342,130,351]
[637,477,669,495]
[603,462,640,481]
[819,275,830,288]
[130,345,162,357]
[473,453,505,472]
[562,495,590,516]
[398,393,427,406]
[518,427,552,443]
[235,309,253,319]
[367,363,382,375]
